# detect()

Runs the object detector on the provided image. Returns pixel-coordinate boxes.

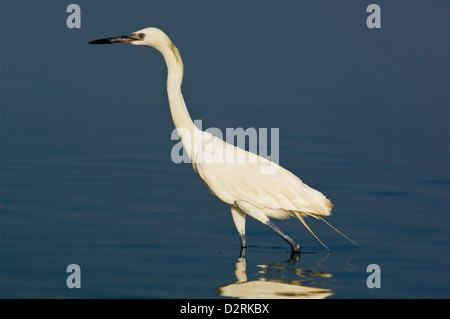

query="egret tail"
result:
[318,216,360,247]
[297,216,330,252]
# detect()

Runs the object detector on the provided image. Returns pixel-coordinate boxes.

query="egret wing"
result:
[194,131,332,218]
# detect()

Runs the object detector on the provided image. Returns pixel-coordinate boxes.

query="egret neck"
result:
[157,39,197,163]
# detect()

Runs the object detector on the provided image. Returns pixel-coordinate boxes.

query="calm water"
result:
[1,1,449,298]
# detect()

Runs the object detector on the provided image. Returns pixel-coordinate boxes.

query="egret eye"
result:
[138,33,145,40]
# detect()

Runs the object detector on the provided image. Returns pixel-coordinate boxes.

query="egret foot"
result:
[287,251,301,263]
[266,221,301,253]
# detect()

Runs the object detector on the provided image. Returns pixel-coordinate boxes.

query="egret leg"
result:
[239,233,247,248]
[266,221,300,252]
[231,207,247,248]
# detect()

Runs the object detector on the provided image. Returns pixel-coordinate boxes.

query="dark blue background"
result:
[0,1,449,298]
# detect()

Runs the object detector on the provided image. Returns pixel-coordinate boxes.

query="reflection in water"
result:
[217,250,333,299]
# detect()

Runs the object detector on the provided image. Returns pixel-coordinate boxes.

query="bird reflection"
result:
[217,249,333,299]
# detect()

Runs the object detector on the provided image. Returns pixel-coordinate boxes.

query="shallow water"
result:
[0,1,449,298]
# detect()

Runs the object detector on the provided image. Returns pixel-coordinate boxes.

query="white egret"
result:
[89,27,358,253]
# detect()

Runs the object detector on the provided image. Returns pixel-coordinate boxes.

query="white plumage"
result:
[194,128,333,219]
[90,27,357,253]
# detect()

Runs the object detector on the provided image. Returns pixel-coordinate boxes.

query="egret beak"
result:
[89,33,144,44]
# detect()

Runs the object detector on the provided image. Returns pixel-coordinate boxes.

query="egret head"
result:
[89,27,171,49]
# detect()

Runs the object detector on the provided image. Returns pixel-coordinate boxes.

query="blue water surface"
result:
[0,1,448,298]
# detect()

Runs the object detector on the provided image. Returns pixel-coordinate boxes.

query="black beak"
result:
[89,33,143,44]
